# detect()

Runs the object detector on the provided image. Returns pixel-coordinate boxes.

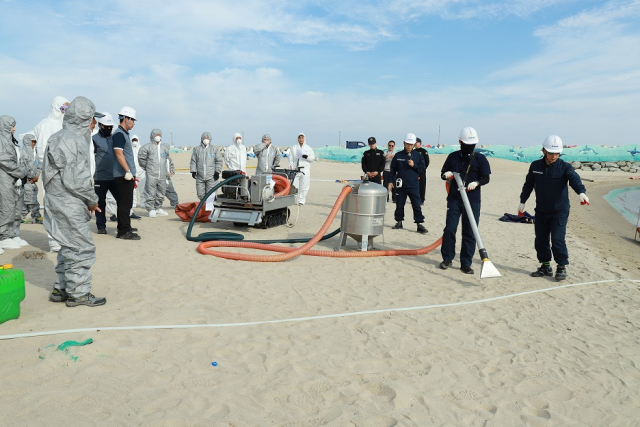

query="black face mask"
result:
[461,143,475,157]
[100,126,113,138]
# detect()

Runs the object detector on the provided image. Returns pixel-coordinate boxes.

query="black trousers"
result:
[114,177,134,235]
[534,211,569,265]
[94,180,120,230]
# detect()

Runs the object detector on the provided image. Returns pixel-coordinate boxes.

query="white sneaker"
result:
[12,237,29,247]
[156,209,169,216]
[0,238,22,249]
[148,210,157,218]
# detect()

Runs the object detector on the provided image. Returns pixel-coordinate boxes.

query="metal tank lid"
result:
[354,181,388,196]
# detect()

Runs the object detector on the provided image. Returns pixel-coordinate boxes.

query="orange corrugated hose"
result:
[198,184,443,262]
[272,174,291,197]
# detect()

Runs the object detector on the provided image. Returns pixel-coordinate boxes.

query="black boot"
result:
[392,221,403,229]
[416,224,428,234]
[555,265,567,281]
[531,263,553,277]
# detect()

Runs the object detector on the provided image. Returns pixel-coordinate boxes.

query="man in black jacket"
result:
[519,135,588,281]
[414,137,430,205]
[361,136,385,184]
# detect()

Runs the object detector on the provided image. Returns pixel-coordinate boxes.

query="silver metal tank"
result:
[335,181,388,251]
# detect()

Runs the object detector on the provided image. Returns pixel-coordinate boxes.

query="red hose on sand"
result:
[198,185,443,262]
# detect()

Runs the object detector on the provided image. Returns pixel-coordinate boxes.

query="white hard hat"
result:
[97,112,115,126]
[458,127,479,145]
[403,133,416,145]
[542,135,563,153]
[118,106,137,120]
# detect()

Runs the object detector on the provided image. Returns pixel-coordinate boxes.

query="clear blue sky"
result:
[1,0,639,147]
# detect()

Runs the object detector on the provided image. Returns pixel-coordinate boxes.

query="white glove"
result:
[124,171,133,181]
[443,171,453,180]
[518,203,526,213]
[579,193,589,205]
[467,181,478,191]
[14,179,23,187]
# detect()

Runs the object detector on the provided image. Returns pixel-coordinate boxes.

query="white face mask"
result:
[154,136,161,143]
[236,138,243,145]
[202,139,210,146]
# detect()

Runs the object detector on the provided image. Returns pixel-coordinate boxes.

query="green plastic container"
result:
[0,264,26,324]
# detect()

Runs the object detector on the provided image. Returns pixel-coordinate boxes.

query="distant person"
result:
[383,140,396,202]
[0,116,27,250]
[361,136,385,184]
[92,112,119,235]
[42,97,106,307]
[138,129,172,217]
[20,133,42,224]
[289,133,316,205]
[112,106,140,240]
[440,127,491,274]
[224,133,247,173]
[387,133,427,234]
[191,132,223,200]
[414,137,430,205]
[518,135,588,281]
[253,134,281,175]
[131,135,146,209]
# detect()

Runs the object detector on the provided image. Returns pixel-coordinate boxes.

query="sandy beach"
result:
[1,152,639,426]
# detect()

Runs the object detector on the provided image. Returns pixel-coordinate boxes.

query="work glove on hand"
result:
[302,154,308,159]
[124,171,133,181]
[466,181,479,191]
[191,172,197,179]
[579,193,590,205]
[214,172,220,181]
[15,178,23,187]
[442,171,453,180]
[518,203,526,213]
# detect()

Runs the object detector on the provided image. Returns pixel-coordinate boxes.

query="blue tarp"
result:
[315,144,640,164]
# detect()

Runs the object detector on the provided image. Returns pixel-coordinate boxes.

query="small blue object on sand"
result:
[211,361,218,366]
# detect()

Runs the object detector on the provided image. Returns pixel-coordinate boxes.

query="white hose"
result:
[1,279,637,341]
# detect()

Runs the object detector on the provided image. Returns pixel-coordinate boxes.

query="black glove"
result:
[21,176,28,185]
[302,154,308,159]
[214,172,220,181]
[191,172,197,179]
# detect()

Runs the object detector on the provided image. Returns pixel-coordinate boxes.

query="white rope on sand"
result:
[1,278,638,341]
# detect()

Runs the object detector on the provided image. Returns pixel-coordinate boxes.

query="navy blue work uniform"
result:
[440,150,491,268]
[112,126,136,236]
[93,131,119,231]
[389,150,426,223]
[520,158,586,266]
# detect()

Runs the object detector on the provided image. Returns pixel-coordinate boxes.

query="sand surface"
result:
[1,152,639,426]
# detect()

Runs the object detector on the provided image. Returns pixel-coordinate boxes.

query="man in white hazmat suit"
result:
[165,157,179,207]
[42,96,106,307]
[190,131,223,200]
[131,135,146,209]
[0,116,27,251]
[253,133,281,175]
[33,96,69,252]
[224,132,246,173]
[138,128,173,217]
[289,133,316,205]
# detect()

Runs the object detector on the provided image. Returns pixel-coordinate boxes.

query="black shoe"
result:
[417,224,428,234]
[97,228,107,235]
[531,264,553,277]
[460,266,475,274]
[130,228,138,232]
[116,231,141,240]
[392,221,403,229]
[555,265,567,281]
[439,260,452,270]
[66,293,106,307]
[49,288,68,302]
[109,215,118,222]
[130,213,142,220]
